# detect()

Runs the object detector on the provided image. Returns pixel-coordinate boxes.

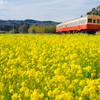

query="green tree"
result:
[86,5,100,16]
[28,24,37,33]
[97,5,100,13]
[24,23,30,33]
[13,25,19,33]
[28,24,56,33]
[1,25,12,31]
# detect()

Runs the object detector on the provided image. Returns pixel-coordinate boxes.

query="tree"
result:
[81,15,83,17]
[97,5,100,13]
[28,24,37,33]
[20,22,24,26]
[24,23,30,33]
[18,24,25,33]
[13,25,19,33]
[86,12,91,15]
[86,5,100,16]
[1,25,12,31]
[40,25,45,33]
[28,24,56,33]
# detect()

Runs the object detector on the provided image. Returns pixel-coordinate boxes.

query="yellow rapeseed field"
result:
[0,33,100,100]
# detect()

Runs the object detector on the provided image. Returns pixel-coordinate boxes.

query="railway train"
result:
[56,15,100,34]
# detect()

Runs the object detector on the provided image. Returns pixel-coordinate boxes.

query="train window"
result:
[93,20,96,23]
[76,21,79,25]
[68,21,79,26]
[80,19,86,24]
[88,19,92,23]
[65,23,67,27]
[68,23,70,26]
[97,19,100,24]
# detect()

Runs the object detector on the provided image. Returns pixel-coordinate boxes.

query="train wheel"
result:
[87,30,96,35]
[92,32,96,35]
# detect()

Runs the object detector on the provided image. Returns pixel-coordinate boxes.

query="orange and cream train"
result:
[56,15,100,34]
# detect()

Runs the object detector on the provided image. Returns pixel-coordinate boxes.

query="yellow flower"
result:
[58,75,65,82]
[39,93,44,99]
[48,90,52,97]
[53,88,60,95]
[68,84,75,89]
[25,89,30,97]
[31,90,39,100]
[1,33,100,100]
[54,68,60,75]
[21,82,25,86]
[20,87,26,92]
[97,84,100,90]
[91,73,95,77]
[79,97,83,100]
[82,86,89,95]
[12,93,18,100]
[0,82,4,91]
[89,93,96,99]
[79,80,86,86]
[0,95,4,100]
[83,66,92,72]
[10,89,14,93]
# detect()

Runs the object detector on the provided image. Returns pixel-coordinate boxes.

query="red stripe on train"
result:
[56,24,100,32]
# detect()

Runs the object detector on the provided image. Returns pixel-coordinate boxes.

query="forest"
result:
[0,22,56,34]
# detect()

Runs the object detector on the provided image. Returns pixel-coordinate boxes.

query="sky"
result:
[0,0,100,22]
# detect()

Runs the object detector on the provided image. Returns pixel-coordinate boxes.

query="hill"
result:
[0,19,60,27]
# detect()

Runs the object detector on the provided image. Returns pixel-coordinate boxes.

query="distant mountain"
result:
[0,19,60,27]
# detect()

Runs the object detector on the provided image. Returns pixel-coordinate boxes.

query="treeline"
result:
[0,22,56,34]
[28,24,56,33]
[87,5,100,16]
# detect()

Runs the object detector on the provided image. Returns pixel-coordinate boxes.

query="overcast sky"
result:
[0,0,100,22]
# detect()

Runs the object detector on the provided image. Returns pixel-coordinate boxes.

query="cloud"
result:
[0,8,9,11]
[36,0,66,6]
[0,0,7,4]
[0,0,100,21]
[17,0,66,7]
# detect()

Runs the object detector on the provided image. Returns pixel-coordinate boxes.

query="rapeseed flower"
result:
[0,82,4,91]
[12,93,18,100]
[1,34,100,100]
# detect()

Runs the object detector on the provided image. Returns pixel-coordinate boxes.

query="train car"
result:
[56,15,100,34]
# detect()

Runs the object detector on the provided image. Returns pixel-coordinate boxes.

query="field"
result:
[0,33,100,100]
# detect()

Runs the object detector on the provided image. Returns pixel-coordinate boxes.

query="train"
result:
[56,15,100,34]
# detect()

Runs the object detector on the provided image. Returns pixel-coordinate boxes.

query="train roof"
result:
[66,16,86,22]
[57,16,87,26]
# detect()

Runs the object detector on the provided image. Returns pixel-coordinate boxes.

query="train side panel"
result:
[79,24,87,30]
[56,24,87,32]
